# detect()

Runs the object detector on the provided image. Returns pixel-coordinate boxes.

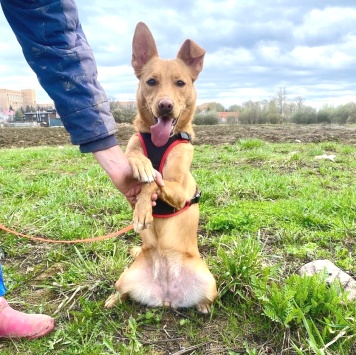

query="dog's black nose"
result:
[158,99,174,113]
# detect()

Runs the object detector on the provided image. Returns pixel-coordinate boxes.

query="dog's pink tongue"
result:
[150,117,174,147]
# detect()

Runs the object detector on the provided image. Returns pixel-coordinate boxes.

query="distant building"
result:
[0,109,14,123]
[21,89,37,109]
[217,111,239,124]
[0,88,55,118]
[37,102,56,110]
[24,108,63,127]
[0,88,37,111]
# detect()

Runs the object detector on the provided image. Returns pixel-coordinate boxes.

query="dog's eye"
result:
[176,80,186,87]
[147,78,156,86]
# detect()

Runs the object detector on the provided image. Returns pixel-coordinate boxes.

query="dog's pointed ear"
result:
[132,22,158,78]
[177,39,206,81]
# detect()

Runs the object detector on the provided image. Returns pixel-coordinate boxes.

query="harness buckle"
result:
[178,132,191,141]
[188,190,201,206]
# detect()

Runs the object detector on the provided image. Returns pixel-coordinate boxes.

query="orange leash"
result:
[0,223,134,244]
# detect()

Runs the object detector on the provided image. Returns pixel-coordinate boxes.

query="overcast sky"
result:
[1,0,356,109]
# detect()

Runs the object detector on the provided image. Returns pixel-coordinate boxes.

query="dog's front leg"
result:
[133,182,158,232]
[159,180,187,210]
[133,180,189,232]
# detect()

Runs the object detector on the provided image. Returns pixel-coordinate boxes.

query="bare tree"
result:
[206,102,225,112]
[276,87,288,118]
[112,103,137,123]
[294,96,304,110]
[228,104,241,112]
[107,97,137,123]
[108,96,120,111]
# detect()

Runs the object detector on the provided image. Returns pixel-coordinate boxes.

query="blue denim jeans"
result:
[0,263,6,296]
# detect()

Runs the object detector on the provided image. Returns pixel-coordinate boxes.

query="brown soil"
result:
[1,123,355,149]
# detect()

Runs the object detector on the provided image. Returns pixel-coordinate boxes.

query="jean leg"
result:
[0,263,6,296]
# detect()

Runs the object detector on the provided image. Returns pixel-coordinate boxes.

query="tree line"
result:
[106,91,356,125]
[194,87,356,125]
[9,89,356,125]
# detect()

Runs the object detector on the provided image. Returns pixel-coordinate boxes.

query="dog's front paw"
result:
[129,156,155,183]
[133,198,153,232]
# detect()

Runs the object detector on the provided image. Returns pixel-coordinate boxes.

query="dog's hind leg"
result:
[104,270,133,309]
[104,292,121,309]
[196,302,211,314]
[130,246,142,258]
[182,257,218,314]
[194,278,217,314]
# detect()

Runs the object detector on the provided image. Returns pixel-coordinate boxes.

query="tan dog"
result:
[105,22,217,313]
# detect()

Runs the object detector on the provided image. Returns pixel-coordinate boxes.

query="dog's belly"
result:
[128,255,210,308]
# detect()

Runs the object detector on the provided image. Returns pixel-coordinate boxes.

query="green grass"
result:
[0,139,355,354]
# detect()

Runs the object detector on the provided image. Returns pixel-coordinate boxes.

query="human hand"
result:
[115,168,163,206]
[93,146,164,205]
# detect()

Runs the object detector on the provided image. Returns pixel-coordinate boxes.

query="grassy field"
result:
[0,138,355,354]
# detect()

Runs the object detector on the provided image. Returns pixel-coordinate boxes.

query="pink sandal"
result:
[0,296,54,340]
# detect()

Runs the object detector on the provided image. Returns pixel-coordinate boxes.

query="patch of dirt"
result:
[1,123,355,149]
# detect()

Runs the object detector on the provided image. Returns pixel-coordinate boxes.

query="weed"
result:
[237,138,266,150]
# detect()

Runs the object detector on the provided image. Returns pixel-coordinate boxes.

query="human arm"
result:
[1,0,116,152]
[1,0,164,202]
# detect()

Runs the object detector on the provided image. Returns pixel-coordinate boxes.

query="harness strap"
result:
[138,132,200,218]
[152,189,201,219]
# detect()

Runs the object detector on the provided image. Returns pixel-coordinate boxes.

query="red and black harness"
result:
[138,132,201,218]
